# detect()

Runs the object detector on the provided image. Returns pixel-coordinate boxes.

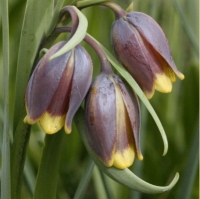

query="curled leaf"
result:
[49,6,88,60]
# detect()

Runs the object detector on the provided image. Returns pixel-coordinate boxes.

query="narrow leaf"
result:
[11,0,54,198]
[87,34,168,156]
[172,0,199,55]
[176,121,199,199]
[1,0,11,198]
[74,108,179,194]
[33,131,64,199]
[45,0,65,36]
[49,6,88,60]
[13,0,54,131]
[74,158,95,199]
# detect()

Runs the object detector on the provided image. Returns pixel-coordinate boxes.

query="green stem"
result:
[11,119,31,199]
[99,170,115,199]
[74,158,95,199]
[33,131,64,199]
[76,0,126,18]
[1,0,11,198]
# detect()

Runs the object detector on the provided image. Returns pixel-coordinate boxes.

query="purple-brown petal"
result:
[25,41,71,121]
[111,18,154,95]
[65,45,93,133]
[85,74,117,166]
[127,12,184,78]
[47,49,75,116]
[113,75,142,160]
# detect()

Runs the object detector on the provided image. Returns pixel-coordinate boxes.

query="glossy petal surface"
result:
[113,75,142,160]
[112,77,135,169]
[65,45,93,133]
[39,49,75,134]
[25,41,71,122]
[111,18,154,97]
[85,74,117,166]
[127,12,184,79]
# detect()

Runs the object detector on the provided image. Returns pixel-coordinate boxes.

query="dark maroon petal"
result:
[111,18,154,94]
[47,49,75,116]
[65,45,93,132]
[127,12,182,76]
[26,41,71,121]
[85,74,116,166]
[113,75,142,159]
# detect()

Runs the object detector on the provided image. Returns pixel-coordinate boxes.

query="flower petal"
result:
[39,112,65,134]
[127,12,184,79]
[113,75,143,161]
[39,49,75,134]
[111,18,154,97]
[85,74,116,167]
[111,78,135,169]
[25,41,71,122]
[65,45,93,133]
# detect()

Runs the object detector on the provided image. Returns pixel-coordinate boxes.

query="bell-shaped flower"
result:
[24,41,93,134]
[85,73,143,169]
[111,11,184,99]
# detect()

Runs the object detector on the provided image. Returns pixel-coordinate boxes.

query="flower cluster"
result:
[24,2,184,169]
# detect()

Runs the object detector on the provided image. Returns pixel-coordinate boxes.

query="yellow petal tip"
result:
[137,154,143,161]
[154,73,172,93]
[64,125,72,134]
[113,147,135,169]
[177,73,185,80]
[23,115,36,124]
[39,112,65,134]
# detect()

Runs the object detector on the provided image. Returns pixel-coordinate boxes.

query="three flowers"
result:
[24,4,184,169]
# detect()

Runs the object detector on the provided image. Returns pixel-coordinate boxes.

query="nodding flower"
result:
[111,11,184,99]
[24,41,93,134]
[85,72,143,169]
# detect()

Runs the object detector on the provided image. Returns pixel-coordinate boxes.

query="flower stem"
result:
[33,130,64,199]
[51,26,113,74]
[76,0,126,19]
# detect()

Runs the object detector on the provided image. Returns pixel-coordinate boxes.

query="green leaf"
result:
[176,121,199,199]
[171,0,199,55]
[74,158,95,199]
[1,0,11,198]
[74,108,179,194]
[33,131,64,199]
[45,0,65,36]
[88,33,168,156]
[11,0,54,198]
[13,0,54,131]
[49,6,88,60]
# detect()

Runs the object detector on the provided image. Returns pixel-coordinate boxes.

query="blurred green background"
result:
[0,0,199,198]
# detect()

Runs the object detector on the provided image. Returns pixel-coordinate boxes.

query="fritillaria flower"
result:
[111,11,184,99]
[85,73,143,169]
[24,41,93,134]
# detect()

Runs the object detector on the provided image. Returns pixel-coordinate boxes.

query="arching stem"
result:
[75,0,126,19]
[50,26,113,74]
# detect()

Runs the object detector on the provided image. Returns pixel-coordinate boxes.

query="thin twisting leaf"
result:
[87,33,168,156]
[49,6,88,60]
[1,0,11,198]
[74,108,179,194]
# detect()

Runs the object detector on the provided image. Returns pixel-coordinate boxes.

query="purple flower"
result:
[24,41,93,134]
[111,11,184,99]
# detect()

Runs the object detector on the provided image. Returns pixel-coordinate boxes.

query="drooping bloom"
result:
[85,73,143,169]
[24,41,93,134]
[111,11,184,99]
